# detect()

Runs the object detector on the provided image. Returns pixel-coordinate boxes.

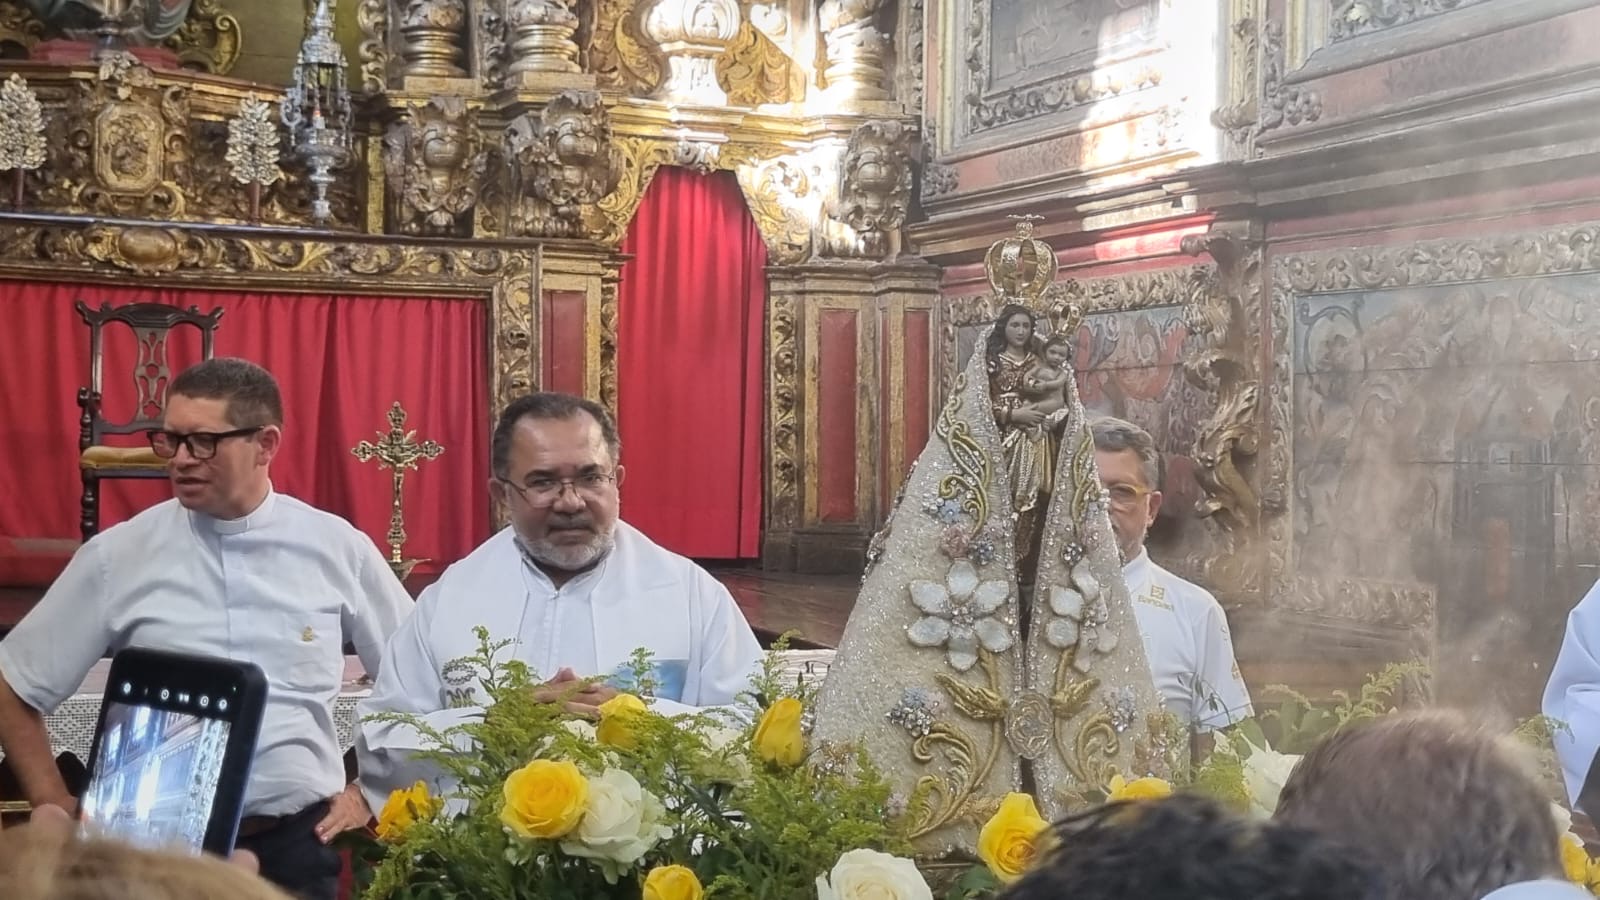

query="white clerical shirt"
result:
[1544,577,1600,808]
[0,490,412,816]
[1124,548,1253,731]
[357,521,765,811]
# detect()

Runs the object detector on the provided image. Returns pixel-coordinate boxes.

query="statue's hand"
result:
[1011,407,1046,428]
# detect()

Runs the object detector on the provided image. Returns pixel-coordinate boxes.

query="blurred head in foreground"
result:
[0,811,290,900]
[1274,708,1562,900]
[1000,793,1383,900]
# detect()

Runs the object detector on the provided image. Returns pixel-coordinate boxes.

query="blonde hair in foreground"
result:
[0,819,291,900]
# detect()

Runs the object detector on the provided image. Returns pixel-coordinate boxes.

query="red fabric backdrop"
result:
[0,282,490,575]
[616,167,766,559]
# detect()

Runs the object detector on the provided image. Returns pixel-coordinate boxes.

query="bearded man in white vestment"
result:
[355,392,764,814]
[0,358,412,900]
[1091,417,1253,741]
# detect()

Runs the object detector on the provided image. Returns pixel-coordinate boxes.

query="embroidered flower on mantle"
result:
[906,560,1014,671]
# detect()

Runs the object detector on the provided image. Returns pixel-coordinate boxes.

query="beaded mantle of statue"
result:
[811,224,1178,858]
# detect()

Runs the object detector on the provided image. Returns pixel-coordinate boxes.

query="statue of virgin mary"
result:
[811,221,1177,857]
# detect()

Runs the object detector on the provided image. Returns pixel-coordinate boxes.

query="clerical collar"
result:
[198,487,277,535]
[1122,546,1153,583]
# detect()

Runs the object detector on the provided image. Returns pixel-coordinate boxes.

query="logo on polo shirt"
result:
[1136,583,1173,611]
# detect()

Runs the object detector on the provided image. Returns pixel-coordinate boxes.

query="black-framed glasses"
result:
[500,471,618,508]
[147,427,264,460]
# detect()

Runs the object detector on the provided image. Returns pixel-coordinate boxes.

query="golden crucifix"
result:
[352,402,443,581]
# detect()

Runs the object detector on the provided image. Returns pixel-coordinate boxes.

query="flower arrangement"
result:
[347,631,924,900]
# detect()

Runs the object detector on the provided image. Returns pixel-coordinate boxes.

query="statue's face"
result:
[554,123,599,165]
[420,126,463,169]
[1003,312,1034,350]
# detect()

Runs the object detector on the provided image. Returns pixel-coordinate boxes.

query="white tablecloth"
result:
[24,650,835,764]
[27,656,373,765]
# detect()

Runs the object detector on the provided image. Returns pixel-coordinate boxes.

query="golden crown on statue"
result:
[984,215,1083,339]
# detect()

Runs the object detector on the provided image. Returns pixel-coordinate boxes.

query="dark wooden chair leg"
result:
[80,470,98,543]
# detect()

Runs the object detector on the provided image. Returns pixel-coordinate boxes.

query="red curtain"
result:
[617,167,766,559]
[0,282,490,575]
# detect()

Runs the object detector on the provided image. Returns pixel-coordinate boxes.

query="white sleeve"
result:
[1192,601,1253,732]
[343,535,414,678]
[686,571,765,709]
[0,539,115,714]
[355,581,482,811]
[1545,579,1600,808]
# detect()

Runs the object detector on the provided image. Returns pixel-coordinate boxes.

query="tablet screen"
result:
[79,697,232,853]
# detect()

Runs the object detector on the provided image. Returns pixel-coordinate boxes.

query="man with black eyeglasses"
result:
[354,391,763,816]
[0,357,411,900]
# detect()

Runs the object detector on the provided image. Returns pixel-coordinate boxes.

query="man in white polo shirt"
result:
[1091,417,1253,740]
[0,358,411,899]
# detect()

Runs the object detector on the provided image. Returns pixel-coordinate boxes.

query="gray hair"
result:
[1089,416,1161,489]
[491,392,621,478]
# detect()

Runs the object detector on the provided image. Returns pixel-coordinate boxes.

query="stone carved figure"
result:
[829,119,912,259]
[382,96,488,236]
[505,90,622,238]
[819,0,890,101]
[812,222,1174,856]
[22,0,191,44]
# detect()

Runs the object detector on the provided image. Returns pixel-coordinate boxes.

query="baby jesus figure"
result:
[1018,335,1073,431]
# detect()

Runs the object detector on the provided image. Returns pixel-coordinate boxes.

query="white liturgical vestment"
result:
[1124,549,1253,731]
[1543,578,1600,808]
[356,521,764,810]
[0,491,411,816]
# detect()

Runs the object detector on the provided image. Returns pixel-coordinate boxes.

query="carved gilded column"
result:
[397,0,470,79]
[503,0,582,78]
[640,0,741,106]
[819,0,891,104]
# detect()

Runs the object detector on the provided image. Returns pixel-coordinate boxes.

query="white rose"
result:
[1243,744,1301,819]
[816,849,932,900]
[534,719,599,757]
[560,768,671,882]
[1553,801,1575,835]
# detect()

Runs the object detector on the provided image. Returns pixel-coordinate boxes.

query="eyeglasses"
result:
[1103,482,1154,510]
[501,471,617,508]
[147,427,264,460]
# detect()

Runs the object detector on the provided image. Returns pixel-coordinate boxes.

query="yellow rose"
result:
[1562,833,1600,890]
[753,697,806,767]
[978,792,1049,883]
[596,693,650,749]
[643,865,704,900]
[1106,774,1173,802]
[374,780,439,842]
[500,759,589,839]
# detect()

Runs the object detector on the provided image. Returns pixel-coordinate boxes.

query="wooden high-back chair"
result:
[76,301,224,541]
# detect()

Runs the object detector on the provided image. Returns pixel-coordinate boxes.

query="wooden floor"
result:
[0,565,858,650]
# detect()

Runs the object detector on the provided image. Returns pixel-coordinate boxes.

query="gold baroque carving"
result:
[0,222,536,421]
[356,0,392,93]
[590,0,665,97]
[383,96,489,236]
[1181,229,1264,597]
[1330,0,1487,43]
[768,288,800,530]
[1283,575,1435,630]
[0,0,45,53]
[725,145,815,265]
[1265,224,1600,613]
[1211,12,1259,156]
[599,263,621,412]
[1259,21,1321,135]
[165,0,242,75]
[716,18,799,106]
[42,59,190,219]
[962,3,1162,134]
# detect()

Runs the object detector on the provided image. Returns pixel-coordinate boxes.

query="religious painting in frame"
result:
[1267,223,1600,717]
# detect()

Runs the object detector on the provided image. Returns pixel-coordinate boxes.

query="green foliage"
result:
[1256,661,1427,754]
[350,628,909,900]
